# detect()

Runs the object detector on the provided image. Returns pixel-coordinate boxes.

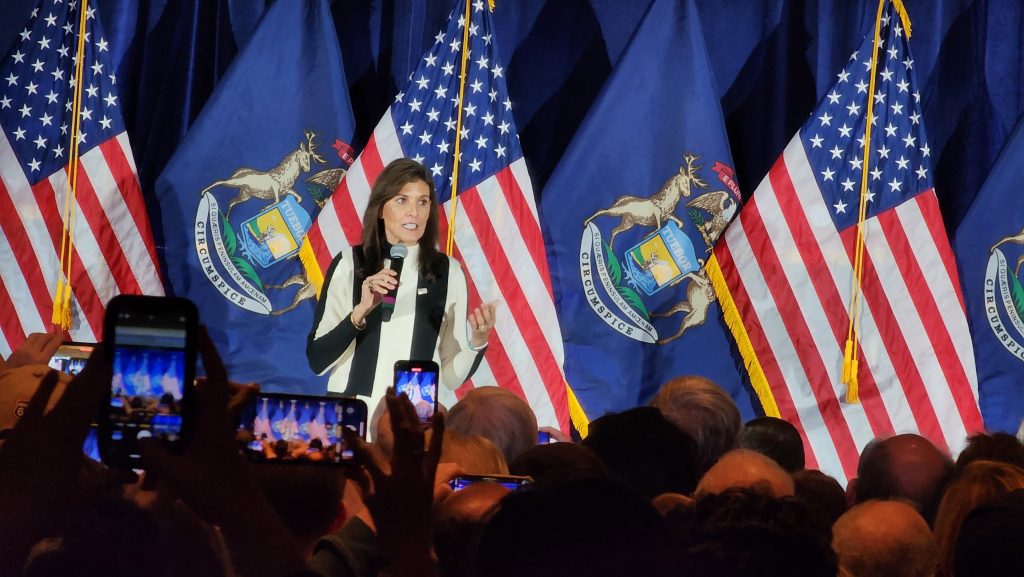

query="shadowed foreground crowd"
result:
[1,331,1023,577]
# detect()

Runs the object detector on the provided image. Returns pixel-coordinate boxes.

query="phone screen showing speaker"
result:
[106,314,190,463]
[394,362,439,423]
[48,343,94,376]
[236,394,367,465]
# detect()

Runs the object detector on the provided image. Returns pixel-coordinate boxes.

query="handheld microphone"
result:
[381,245,408,322]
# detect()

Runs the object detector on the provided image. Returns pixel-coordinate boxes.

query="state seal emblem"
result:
[984,227,1024,361]
[579,154,740,344]
[194,130,353,316]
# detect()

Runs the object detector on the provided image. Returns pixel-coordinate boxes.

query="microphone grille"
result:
[390,245,409,259]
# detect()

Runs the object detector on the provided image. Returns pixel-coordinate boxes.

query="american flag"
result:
[303,0,569,431]
[709,0,983,484]
[0,0,162,355]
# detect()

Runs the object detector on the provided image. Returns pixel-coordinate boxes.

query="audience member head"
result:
[22,493,228,577]
[435,429,509,475]
[434,482,510,577]
[509,441,607,486]
[832,500,937,577]
[792,469,847,529]
[953,489,1024,577]
[739,416,805,472]
[696,448,794,498]
[652,492,694,517]
[674,488,836,577]
[273,439,289,459]
[477,477,671,577]
[446,387,537,464]
[933,460,1024,577]
[371,394,449,459]
[582,407,699,498]
[651,375,741,473]
[852,434,953,525]
[955,432,1024,473]
[251,464,347,557]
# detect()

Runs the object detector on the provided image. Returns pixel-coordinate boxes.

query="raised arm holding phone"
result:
[307,159,496,416]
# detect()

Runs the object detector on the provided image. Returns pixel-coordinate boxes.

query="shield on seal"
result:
[237,197,312,269]
[623,221,700,296]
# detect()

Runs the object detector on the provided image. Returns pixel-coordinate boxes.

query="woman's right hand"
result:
[353,268,400,325]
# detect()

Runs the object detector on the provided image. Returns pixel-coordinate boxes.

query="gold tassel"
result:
[565,382,590,439]
[299,240,324,299]
[841,339,854,385]
[51,278,72,329]
[891,0,913,38]
[706,255,781,418]
[846,359,860,403]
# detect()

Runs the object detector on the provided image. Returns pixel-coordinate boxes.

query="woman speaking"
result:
[306,158,496,414]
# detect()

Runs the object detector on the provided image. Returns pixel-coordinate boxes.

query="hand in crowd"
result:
[0,331,64,371]
[347,389,444,577]
[138,327,305,577]
[540,425,571,443]
[0,346,109,577]
[433,461,465,504]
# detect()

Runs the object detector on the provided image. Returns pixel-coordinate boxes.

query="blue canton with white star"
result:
[0,0,124,186]
[801,1,933,231]
[390,0,522,195]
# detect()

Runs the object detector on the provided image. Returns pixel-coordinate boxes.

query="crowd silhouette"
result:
[1,329,1022,577]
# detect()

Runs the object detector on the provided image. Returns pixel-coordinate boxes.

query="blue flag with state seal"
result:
[955,117,1024,435]
[541,0,756,428]
[155,0,356,393]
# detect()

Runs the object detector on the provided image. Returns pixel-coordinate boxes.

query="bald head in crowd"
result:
[853,434,954,525]
[832,500,938,577]
[446,387,538,465]
[696,448,794,498]
[651,375,741,474]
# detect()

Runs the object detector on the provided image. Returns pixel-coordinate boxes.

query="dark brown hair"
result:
[360,158,446,280]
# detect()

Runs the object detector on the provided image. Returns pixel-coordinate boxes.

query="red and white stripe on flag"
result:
[0,131,163,356]
[304,0,568,432]
[305,113,569,432]
[710,1,983,484]
[712,136,982,484]
[1,1,163,357]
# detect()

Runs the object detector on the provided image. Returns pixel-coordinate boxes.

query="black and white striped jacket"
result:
[307,243,486,414]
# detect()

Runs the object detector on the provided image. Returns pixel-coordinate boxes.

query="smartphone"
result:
[236,393,367,465]
[449,474,534,492]
[99,295,198,469]
[47,343,103,460]
[48,342,95,376]
[394,360,439,423]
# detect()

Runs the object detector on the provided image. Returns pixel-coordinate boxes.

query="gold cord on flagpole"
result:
[52,0,90,330]
[842,0,886,404]
[444,0,475,256]
[843,0,912,403]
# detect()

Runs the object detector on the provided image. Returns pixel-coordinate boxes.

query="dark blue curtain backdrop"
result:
[4,0,1018,243]
[3,0,1023,424]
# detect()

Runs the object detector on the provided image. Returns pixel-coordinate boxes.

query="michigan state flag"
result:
[155,0,355,392]
[955,117,1024,435]
[541,0,754,426]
